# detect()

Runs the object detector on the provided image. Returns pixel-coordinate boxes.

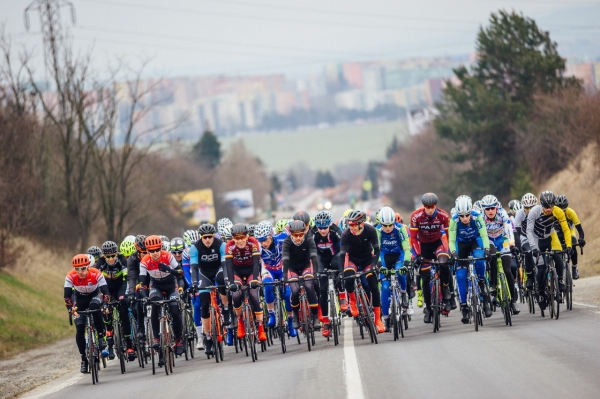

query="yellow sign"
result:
[172,189,216,226]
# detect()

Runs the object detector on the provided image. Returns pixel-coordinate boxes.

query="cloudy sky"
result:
[2,0,600,78]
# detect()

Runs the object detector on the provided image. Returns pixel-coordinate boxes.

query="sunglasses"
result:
[291,233,305,238]
[233,235,247,240]
[424,205,436,209]
[74,266,88,272]
[171,250,183,255]
[484,207,496,211]
[201,235,214,240]
[348,221,363,227]
[104,254,117,259]
[381,223,394,228]
[317,226,329,230]
[148,248,161,253]
[524,206,533,210]
[459,214,471,219]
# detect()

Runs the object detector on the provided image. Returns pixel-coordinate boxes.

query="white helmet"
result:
[220,225,233,240]
[254,220,273,241]
[217,218,233,232]
[455,195,473,216]
[377,206,396,226]
[183,230,199,246]
[450,207,457,217]
[480,195,499,208]
[123,235,136,243]
[521,193,537,208]
[473,200,483,212]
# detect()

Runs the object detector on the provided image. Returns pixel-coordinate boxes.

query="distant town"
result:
[119,55,600,140]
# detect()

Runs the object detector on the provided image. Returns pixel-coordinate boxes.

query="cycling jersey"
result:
[64,268,109,296]
[409,207,450,256]
[448,210,489,253]
[224,237,261,282]
[483,207,514,252]
[140,251,181,283]
[96,255,128,284]
[190,238,224,272]
[282,235,319,274]
[126,251,143,294]
[377,224,411,255]
[340,223,380,267]
[554,207,583,238]
[311,224,342,260]
[526,205,572,250]
[260,232,287,270]
[181,248,192,287]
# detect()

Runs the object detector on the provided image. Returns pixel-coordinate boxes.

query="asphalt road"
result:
[25,302,600,399]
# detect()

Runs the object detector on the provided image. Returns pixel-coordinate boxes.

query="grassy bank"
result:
[545,145,600,277]
[0,238,72,360]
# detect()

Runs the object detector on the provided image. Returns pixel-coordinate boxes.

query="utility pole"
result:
[24,0,76,76]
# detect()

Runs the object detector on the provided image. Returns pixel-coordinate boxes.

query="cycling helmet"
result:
[170,237,184,252]
[539,191,555,208]
[339,217,348,231]
[421,192,438,206]
[521,193,537,208]
[314,211,332,228]
[231,223,249,237]
[274,219,289,234]
[289,220,306,233]
[451,207,457,217]
[455,195,473,216]
[72,254,92,268]
[101,241,118,255]
[473,200,483,212]
[145,235,163,251]
[378,206,396,226]
[198,223,217,236]
[183,229,199,246]
[308,217,315,228]
[254,221,273,241]
[135,234,147,252]
[346,210,367,223]
[119,240,136,257]
[555,194,568,210]
[395,212,403,224]
[123,235,136,243]
[160,235,169,243]
[217,218,233,232]
[342,208,354,217]
[508,200,524,214]
[161,239,170,252]
[248,224,256,237]
[480,195,499,209]
[292,211,311,224]
[220,225,233,240]
[87,246,102,259]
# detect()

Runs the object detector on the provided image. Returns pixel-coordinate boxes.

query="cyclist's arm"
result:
[98,274,110,296]
[182,248,192,287]
[526,206,541,251]
[220,241,227,277]
[64,275,74,304]
[553,207,572,248]
[139,261,150,289]
[369,229,380,268]
[567,208,584,239]
[282,238,291,278]
[475,214,490,249]
[399,225,412,258]
[448,217,458,253]
[126,256,139,296]
[307,237,319,272]
[225,256,233,283]
[189,245,199,286]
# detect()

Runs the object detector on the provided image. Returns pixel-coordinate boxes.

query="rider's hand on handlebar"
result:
[578,238,586,248]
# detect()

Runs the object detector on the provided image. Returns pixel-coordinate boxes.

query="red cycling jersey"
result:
[140,250,179,281]
[64,268,108,295]
[410,207,450,255]
[225,236,260,267]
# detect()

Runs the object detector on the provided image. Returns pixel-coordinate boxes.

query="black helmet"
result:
[555,194,568,210]
[198,223,216,236]
[346,210,367,223]
[421,192,438,206]
[170,237,185,251]
[87,246,102,259]
[231,223,249,236]
[539,191,555,208]
[248,224,256,237]
[101,241,118,255]
[292,211,311,224]
[135,234,147,252]
[289,220,306,233]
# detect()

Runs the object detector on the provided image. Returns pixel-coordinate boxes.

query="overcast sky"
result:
[2,0,600,78]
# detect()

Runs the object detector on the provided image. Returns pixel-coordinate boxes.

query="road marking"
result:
[343,318,365,399]
[572,301,599,309]
[21,372,85,399]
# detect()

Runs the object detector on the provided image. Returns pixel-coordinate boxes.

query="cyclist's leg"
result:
[362,262,385,332]
[115,284,132,350]
[166,289,183,339]
[435,244,452,311]
[380,254,397,317]
[302,266,319,320]
[148,287,162,340]
[535,237,549,294]
[499,251,516,299]
[455,241,472,304]
[488,243,499,290]
[318,257,329,317]
[198,271,213,337]
[74,295,92,358]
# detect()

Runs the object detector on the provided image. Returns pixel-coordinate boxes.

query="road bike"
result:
[492,253,513,326]
[319,269,342,346]
[180,289,197,360]
[263,279,290,353]
[74,308,102,385]
[203,285,226,362]
[128,298,146,368]
[292,275,316,351]
[344,271,378,344]
[238,284,259,362]
[459,256,486,331]
[107,300,127,373]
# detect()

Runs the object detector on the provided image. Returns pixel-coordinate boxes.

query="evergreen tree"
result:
[192,129,221,169]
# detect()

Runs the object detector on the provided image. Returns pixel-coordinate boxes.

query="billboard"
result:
[172,188,216,226]
[222,189,254,220]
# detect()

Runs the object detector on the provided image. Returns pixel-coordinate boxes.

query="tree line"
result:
[385,10,600,211]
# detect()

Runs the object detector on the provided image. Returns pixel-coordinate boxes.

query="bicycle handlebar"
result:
[457,257,488,262]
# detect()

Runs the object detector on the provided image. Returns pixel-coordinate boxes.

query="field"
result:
[0,238,72,359]
[219,121,409,170]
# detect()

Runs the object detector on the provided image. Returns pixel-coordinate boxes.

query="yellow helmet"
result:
[343,208,354,217]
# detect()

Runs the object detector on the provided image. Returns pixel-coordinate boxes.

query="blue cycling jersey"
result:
[452,210,485,243]
[378,225,409,255]
[181,248,192,286]
[260,232,287,270]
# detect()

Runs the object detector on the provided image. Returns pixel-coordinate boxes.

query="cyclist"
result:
[138,235,186,356]
[507,200,524,284]
[95,241,135,360]
[376,206,414,330]
[480,195,520,315]
[65,254,109,373]
[190,224,229,355]
[526,191,572,309]
[127,234,147,339]
[87,246,102,265]
[514,193,537,290]
[254,220,297,337]
[449,196,492,322]
[340,210,386,333]
[310,211,344,337]
[182,229,204,349]
[554,194,585,279]
[283,220,320,330]
[410,193,453,323]
[225,224,267,342]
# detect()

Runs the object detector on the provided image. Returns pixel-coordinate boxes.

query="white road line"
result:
[21,372,85,399]
[572,301,599,309]
[343,318,365,399]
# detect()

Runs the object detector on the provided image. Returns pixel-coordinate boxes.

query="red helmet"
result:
[395,212,403,224]
[145,235,162,251]
[72,254,91,268]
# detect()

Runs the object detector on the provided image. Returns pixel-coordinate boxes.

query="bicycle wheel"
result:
[329,292,339,346]
[278,297,287,353]
[149,329,156,375]
[211,308,219,363]
[114,321,126,374]
[391,295,399,341]
[564,260,573,311]
[470,283,478,332]
[432,279,440,333]
[88,329,97,384]
[360,290,377,344]
[553,271,560,320]
[301,299,311,352]
[247,316,257,362]
[162,333,169,375]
